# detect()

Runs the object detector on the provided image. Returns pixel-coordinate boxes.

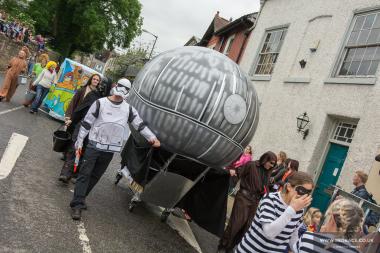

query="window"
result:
[336,11,380,77]
[251,27,288,75]
[333,122,357,144]
[223,35,235,55]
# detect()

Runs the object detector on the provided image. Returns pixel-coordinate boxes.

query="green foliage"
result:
[7,12,36,30]
[26,0,55,35]
[27,0,143,57]
[106,47,149,81]
[0,0,35,31]
[0,0,23,14]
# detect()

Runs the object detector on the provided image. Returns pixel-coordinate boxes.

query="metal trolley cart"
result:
[112,46,260,234]
[115,146,211,222]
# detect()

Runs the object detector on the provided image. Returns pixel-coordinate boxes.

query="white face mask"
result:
[110,84,130,99]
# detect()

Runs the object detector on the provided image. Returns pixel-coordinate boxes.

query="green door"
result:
[311,143,349,212]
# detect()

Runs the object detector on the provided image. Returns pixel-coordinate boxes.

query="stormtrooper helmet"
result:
[111,78,131,99]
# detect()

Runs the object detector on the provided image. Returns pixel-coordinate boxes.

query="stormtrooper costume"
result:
[70,78,157,218]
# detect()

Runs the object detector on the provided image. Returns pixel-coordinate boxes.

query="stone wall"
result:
[0,34,60,73]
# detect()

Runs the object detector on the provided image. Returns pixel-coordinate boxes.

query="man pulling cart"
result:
[69,78,160,220]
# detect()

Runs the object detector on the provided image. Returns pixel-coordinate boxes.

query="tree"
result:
[27,0,142,57]
[0,0,25,14]
[105,47,149,81]
[0,0,36,32]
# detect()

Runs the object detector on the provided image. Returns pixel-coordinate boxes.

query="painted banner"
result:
[43,58,102,121]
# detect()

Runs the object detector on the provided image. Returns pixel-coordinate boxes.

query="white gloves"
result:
[75,140,83,150]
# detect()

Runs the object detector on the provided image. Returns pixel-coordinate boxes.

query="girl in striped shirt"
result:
[236,171,314,253]
[293,198,363,253]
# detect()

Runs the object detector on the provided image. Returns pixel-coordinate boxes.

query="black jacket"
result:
[351,185,370,200]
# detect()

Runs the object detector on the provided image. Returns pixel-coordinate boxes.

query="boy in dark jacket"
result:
[351,170,370,200]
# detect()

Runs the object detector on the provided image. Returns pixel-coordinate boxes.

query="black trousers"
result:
[70,147,113,209]
[60,142,76,178]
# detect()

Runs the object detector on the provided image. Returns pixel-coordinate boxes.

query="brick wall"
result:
[228,31,249,63]
[0,34,59,73]
[207,35,222,49]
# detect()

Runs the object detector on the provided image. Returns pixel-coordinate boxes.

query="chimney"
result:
[216,11,220,17]
[229,17,233,22]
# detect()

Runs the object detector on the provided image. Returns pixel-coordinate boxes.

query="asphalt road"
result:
[0,76,199,253]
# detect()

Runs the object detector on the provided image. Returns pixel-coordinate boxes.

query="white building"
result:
[239,0,380,211]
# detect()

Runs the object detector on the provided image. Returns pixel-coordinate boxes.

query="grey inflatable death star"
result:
[128,46,259,168]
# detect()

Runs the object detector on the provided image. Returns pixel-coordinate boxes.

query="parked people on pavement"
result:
[293,199,362,253]
[21,46,30,59]
[302,207,322,233]
[35,34,45,51]
[278,159,299,191]
[70,78,160,220]
[271,151,288,177]
[236,171,314,253]
[27,53,36,76]
[231,146,253,169]
[228,145,253,195]
[23,28,30,44]
[218,151,277,252]
[29,61,57,113]
[271,158,299,192]
[58,74,105,183]
[32,53,49,78]
[351,170,370,200]
[0,49,27,102]
[350,170,379,233]
[270,151,288,191]
[23,53,49,107]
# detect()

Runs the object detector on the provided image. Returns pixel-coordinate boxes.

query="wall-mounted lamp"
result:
[299,59,307,69]
[296,112,310,139]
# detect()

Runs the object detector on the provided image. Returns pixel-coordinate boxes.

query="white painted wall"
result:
[239,0,380,193]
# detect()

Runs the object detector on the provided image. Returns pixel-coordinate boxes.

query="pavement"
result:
[0,74,220,253]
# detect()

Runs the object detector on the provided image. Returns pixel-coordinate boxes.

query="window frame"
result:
[332,7,380,78]
[332,122,357,144]
[249,24,290,77]
[223,35,235,55]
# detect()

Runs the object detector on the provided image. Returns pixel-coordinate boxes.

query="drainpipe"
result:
[237,1,266,64]
[218,37,225,52]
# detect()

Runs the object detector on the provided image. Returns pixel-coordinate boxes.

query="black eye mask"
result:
[295,185,312,196]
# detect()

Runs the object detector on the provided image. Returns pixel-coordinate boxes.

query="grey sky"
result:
[133,0,261,54]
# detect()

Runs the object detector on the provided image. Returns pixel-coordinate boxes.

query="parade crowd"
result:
[0,41,379,253]
[0,10,45,50]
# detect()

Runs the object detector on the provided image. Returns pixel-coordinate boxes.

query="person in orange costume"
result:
[0,49,27,102]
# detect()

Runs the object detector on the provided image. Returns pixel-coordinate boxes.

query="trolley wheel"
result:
[115,173,122,185]
[160,210,170,222]
[128,202,136,212]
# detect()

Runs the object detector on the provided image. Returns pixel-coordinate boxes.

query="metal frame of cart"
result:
[116,152,211,222]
